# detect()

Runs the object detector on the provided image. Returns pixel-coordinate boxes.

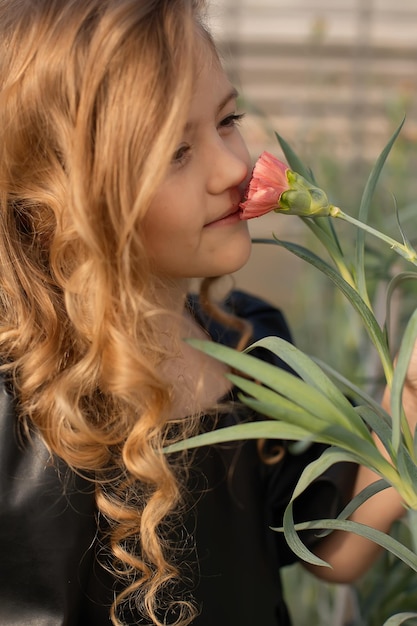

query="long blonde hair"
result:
[0,0,210,623]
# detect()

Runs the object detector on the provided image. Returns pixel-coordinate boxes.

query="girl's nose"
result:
[206,136,250,195]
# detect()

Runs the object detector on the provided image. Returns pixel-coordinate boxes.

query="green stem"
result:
[329,207,417,454]
[301,217,356,288]
[329,205,416,431]
[330,207,417,266]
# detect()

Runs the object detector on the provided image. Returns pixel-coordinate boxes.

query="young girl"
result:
[1,1,416,625]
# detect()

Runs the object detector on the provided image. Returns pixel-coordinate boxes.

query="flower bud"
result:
[240,152,332,219]
[280,171,332,217]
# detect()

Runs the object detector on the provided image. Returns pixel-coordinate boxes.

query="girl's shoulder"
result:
[0,374,97,623]
[189,289,291,342]
[188,289,293,369]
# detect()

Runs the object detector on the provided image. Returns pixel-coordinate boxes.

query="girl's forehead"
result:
[192,26,222,73]
[192,37,230,96]
[189,60,233,118]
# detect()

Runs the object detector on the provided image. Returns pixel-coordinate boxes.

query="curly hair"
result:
[0,0,212,623]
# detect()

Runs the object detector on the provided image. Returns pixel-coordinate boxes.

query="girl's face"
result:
[142,55,252,281]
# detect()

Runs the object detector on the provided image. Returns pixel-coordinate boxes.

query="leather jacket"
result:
[0,291,358,625]
[0,379,98,625]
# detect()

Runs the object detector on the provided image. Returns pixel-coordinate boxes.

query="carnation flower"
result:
[239,151,332,220]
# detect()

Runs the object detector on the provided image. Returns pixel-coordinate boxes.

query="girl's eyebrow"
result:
[184,88,239,132]
[217,87,239,114]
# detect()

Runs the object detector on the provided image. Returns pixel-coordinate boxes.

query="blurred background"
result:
[204,2,417,624]
[206,0,417,374]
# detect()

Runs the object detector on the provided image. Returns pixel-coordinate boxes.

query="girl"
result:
[0,0,416,624]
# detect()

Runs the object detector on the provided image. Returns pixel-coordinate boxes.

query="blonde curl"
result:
[0,0,209,623]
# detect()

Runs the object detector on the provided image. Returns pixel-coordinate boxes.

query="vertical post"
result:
[210,0,243,86]
[350,0,374,177]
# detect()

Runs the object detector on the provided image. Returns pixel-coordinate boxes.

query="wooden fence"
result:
[208,0,417,161]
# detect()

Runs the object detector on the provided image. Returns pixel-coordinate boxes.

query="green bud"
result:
[282,171,332,217]
[278,189,312,214]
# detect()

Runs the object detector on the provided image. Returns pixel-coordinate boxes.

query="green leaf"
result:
[277,517,417,573]
[298,218,349,282]
[396,447,417,497]
[163,420,311,454]
[355,118,405,303]
[187,339,368,434]
[313,357,393,424]
[414,426,417,463]
[274,133,345,259]
[246,336,366,428]
[227,374,332,430]
[336,478,390,522]
[282,502,330,568]
[231,390,375,457]
[385,272,417,346]
[383,612,417,625]
[288,447,364,501]
[394,195,416,259]
[391,307,417,453]
[275,132,315,183]
[235,396,395,478]
[283,448,387,542]
[256,236,392,380]
[355,405,393,457]
[407,509,417,554]
[232,396,336,446]
[183,339,396,473]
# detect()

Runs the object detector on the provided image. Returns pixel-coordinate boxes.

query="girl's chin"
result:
[212,237,253,277]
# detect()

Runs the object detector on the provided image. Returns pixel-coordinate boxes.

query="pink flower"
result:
[239,152,290,219]
[239,151,332,220]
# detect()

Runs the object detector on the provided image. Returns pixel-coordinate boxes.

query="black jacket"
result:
[0,291,357,625]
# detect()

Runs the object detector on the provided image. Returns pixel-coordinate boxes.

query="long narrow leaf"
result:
[384,613,417,626]
[278,516,417,573]
[283,447,388,542]
[390,307,417,453]
[289,447,364,501]
[227,373,335,431]
[254,237,393,382]
[246,336,367,429]
[335,478,390,522]
[275,132,315,183]
[396,448,417,505]
[187,339,369,435]
[355,119,405,303]
[385,272,417,345]
[299,219,352,284]
[355,405,394,457]
[232,397,338,448]
[282,502,330,568]
[274,132,345,258]
[313,357,393,424]
[164,420,311,454]
[231,387,380,461]
[238,397,396,477]
[394,195,417,258]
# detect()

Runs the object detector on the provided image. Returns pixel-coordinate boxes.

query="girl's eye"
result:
[219,112,246,129]
[171,143,191,166]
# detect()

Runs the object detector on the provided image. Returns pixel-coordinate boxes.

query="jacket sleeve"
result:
[225,291,358,566]
[194,290,358,567]
[0,377,97,626]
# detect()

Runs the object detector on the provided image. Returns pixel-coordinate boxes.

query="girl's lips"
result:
[204,208,241,228]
